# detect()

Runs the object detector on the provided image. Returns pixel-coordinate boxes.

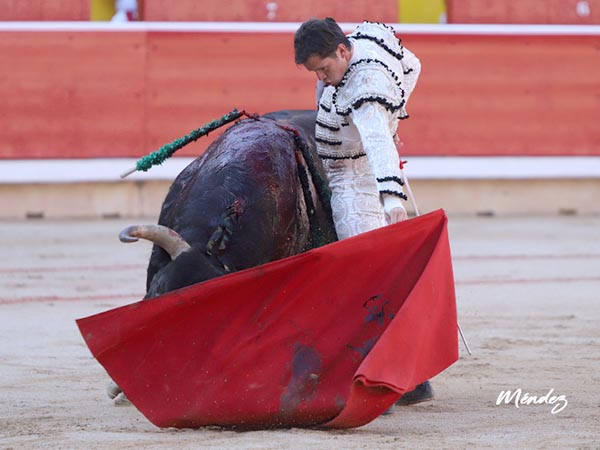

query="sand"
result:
[1,214,599,449]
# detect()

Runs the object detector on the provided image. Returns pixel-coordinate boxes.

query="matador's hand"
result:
[387,207,408,224]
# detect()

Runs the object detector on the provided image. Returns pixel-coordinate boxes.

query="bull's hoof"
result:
[113,392,130,406]
[106,380,122,399]
[396,381,434,406]
[107,380,131,405]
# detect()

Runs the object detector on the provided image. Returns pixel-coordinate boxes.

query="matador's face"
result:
[302,43,352,87]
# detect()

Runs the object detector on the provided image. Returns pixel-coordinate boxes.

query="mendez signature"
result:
[496,388,568,414]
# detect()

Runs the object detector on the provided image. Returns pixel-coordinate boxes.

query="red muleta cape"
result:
[76,209,458,429]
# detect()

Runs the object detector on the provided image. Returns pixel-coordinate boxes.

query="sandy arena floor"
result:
[0,213,599,449]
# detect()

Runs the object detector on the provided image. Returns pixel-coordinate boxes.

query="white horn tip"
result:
[119,226,140,243]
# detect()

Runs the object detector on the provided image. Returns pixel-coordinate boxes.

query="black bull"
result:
[121,110,338,299]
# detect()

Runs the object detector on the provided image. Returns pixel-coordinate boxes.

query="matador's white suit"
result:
[316,21,421,240]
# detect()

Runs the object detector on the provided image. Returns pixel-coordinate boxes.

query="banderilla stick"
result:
[121,109,251,179]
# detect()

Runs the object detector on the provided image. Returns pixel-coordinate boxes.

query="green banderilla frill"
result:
[121,109,247,178]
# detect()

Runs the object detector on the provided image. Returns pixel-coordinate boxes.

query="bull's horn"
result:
[119,224,191,260]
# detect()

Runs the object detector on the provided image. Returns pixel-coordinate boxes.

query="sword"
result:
[399,160,472,356]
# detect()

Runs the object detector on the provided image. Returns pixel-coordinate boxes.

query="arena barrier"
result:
[0,23,599,217]
[1,22,599,159]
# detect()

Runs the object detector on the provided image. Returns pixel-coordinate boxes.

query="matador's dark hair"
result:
[294,17,351,65]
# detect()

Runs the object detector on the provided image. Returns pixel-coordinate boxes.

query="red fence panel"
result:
[0,24,598,158]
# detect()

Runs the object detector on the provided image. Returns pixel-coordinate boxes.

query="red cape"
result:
[77,209,458,429]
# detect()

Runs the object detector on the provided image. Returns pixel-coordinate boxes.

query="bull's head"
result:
[120,224,223,299]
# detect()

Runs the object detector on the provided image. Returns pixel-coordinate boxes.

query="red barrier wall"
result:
[1,27,599,158]
[143,32,317,156]
[404,32,600,155]
[0,31,146,158]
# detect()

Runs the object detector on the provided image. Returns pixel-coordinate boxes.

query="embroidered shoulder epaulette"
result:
[349,21,405,62]
[333,59,406,117]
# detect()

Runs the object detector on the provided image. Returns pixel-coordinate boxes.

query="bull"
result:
[120,109,337,299]
[107,110,435,409]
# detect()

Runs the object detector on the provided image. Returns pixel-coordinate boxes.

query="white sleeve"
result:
[351,102,407,212]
